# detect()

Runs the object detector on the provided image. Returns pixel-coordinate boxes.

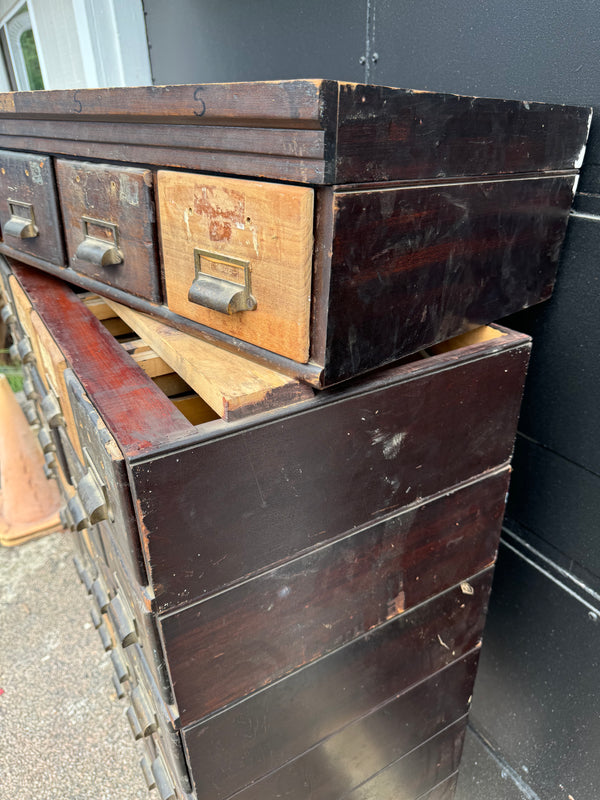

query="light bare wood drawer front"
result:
[0,150,64,265]
[157,170,314,363]
[56,159,161,302]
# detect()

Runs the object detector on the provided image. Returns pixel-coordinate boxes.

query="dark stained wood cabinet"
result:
[0,80,590,385]
[0,258,530,800]
[0,79,584,800]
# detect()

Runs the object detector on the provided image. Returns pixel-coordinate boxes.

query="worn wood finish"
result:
[0,81,590,184]
[161,470,507,722]
[8,276,83,459]
[55,159,161,302]
[65,370,150,588]
[182,571,492,794]
[314,174,575,382]
[158,170,314,362]
[105,299,314,420]
[0,245,326,384]
[334,82,591,182]
[131,332,529,611]
[223,654,477,800]
[10,263,193,455]
[0,150,64,265]
[341,717,466,800]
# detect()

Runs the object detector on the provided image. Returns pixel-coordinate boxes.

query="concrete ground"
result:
[0,531,527,800]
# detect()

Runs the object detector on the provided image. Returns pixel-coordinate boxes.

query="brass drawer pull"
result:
[0,302,15,325]
[75,216,123,267]
[4,200,38,239]
[67,493,89,531]
[111,673,125,699]
[77,469,108,525]
[108,594,138,648]
[126,705,143,740]
[131,684,158,736]
[17,336,34,364]
[40,391,64,428]
[151,756,176,800]
[140,756,156,791]
[110,649,129,684]
[188,248,257,315]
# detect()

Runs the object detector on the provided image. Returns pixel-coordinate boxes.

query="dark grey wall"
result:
[142,3,600,796]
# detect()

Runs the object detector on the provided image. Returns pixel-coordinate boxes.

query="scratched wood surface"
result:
[55,159,162,302]
[182,571,492,797]
[222,655,476,800]
[0,150,64,264]
[158,170,314,362]
[340,717,466,800]
[130,330,530,612]
[313,174,576,383]
[0,81,590,184]
[160,470,508,724]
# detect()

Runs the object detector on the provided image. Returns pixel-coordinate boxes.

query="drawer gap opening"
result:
[81,292,314,423]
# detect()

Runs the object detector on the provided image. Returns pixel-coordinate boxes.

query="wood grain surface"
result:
[158,170,314,362]
[222,655,476,800]
[55,159,161,302]
[131,332,530,611]
[10,263,193,455]
[0,81,590,184]
[313,174,576,382]
[0,150,64,264]
[182,570,492,794]
[105,299,313,420]
[160,470,508,723]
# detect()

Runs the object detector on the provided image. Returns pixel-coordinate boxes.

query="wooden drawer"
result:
[55,159,161,302]
[181,574,490,800]
[158,171,313,362]
[158,168,575,374]
[160,470,507,725]
[0,150,64,265]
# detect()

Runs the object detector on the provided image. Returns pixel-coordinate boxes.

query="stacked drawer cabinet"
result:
[1,259,530,800]
[0,80,590,386]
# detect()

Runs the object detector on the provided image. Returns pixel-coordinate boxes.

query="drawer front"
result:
[65,369,149,587]
[182,571,491,800]
[158,170,314,362]
[131,331,530,612]
[0,150,64,265]
[160,469,508,726]
[224,655,475,800]
[56,159,161,302]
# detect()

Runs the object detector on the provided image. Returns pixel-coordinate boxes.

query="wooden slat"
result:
[81,294,114,320]
[104,299,314,420]
[171,394,218,425]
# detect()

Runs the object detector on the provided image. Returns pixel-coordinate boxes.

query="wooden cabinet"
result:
[0,80,590,384]
[1,258,530,800]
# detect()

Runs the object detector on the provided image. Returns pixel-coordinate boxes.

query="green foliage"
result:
[0,349,23,392]
[20,28,44,90]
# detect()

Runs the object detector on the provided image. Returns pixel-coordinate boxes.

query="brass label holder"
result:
[5,199,38,239]
[188,248,257,315]
[76,216,123,267]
